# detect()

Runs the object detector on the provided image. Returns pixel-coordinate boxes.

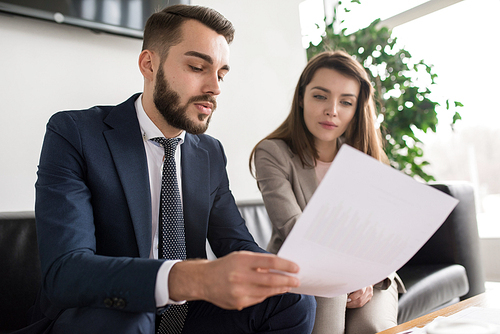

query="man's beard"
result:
[153,66,217,135]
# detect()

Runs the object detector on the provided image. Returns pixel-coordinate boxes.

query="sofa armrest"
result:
[397,264,469,323]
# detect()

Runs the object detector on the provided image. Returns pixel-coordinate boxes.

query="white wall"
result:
[195,0,306,202]
[0,1,306,211]
[480,238,500,282]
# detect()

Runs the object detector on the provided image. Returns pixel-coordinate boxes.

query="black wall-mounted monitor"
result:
[0,0,189,39]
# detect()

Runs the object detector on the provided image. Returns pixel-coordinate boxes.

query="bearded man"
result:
[26,4,316,334]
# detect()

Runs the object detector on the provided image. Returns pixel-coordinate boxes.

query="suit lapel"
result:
[181,134,210,258]
[103,94,152,258]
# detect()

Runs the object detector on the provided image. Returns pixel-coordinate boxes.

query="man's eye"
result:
[190,66,202,72]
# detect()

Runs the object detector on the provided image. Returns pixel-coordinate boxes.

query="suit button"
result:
[114,298,126,309]
[104,298,113,308]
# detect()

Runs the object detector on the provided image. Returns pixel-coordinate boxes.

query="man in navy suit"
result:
[30,4,316,334]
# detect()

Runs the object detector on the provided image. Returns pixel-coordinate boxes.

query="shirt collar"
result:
[134,94,186,144]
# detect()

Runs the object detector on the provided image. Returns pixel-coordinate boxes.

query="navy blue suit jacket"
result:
[33,94,263,333]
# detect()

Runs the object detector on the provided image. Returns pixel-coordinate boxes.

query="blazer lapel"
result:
[103,95,152,258]
[297,162,318,204]
[181,134,210,259]
[288,145,319,205]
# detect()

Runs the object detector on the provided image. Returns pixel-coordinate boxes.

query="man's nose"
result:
[203,73,221,96]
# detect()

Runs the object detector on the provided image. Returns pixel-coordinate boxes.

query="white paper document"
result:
[277,144,459,297]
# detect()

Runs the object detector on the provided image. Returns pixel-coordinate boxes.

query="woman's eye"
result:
[313,95,326,100]
[341,101,353,106]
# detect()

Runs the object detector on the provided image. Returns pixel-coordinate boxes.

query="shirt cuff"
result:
[155,260,187,307]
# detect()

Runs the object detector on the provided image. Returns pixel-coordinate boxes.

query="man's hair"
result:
[142,4,234,61]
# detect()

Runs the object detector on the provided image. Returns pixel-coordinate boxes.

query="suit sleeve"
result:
[206,139,266,257]
[254,140,305,253]
[35,112,162,314]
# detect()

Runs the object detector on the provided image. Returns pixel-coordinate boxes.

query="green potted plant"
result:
[307,0,462,181]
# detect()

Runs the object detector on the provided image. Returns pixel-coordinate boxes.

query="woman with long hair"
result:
[250,50,404,333]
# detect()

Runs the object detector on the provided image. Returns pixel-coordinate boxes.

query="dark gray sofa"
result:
[0,182,485,332]
[0,211,40,333]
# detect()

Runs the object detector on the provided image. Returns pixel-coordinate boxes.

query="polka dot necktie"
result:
[152,137,188,334]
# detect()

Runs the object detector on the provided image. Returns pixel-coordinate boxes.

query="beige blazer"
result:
[255,139,317,254]
[255,139,405,293]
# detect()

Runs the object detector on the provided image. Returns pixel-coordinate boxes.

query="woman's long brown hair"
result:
[249,50,387,176]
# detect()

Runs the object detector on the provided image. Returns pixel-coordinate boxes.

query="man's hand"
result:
[346,285,373,308]
[168,251,301,310]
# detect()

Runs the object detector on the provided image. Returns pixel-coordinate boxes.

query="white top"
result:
[315,159,332,184]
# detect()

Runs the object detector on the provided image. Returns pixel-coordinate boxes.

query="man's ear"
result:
[138,50,155,81]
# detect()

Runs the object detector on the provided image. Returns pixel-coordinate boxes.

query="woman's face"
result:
[302,67,360,150]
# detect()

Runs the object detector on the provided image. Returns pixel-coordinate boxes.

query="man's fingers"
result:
[236,251,300,274]
[214,279,293,310]
[201,251,302,311]
[235,266,300,288]
[226,252,301,288]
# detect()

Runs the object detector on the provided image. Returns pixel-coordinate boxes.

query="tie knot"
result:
[152,137,179,159]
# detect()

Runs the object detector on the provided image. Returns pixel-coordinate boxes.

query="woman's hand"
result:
[346,285,373,308]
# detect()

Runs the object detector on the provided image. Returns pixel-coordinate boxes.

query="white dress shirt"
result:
[135,95,186,307]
